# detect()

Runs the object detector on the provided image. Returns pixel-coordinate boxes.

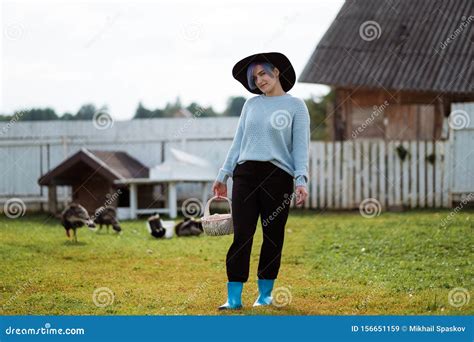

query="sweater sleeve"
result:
[215,100,248,184]
[292,99,310,188]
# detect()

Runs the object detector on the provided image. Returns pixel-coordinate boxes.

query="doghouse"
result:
[38,148,155,215]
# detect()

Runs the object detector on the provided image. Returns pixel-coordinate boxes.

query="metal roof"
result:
[299,0,473,94]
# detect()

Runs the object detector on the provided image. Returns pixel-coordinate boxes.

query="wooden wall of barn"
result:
[332,88,467,141]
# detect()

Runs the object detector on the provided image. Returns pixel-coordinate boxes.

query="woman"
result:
[211,52,310,310]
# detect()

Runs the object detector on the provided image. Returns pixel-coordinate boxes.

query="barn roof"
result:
[299,0,473,94]
[38,148,149,185]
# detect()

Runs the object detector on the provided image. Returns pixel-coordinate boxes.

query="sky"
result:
[1,0,344,120]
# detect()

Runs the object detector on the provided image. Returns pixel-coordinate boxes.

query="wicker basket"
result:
[201,196,233,236]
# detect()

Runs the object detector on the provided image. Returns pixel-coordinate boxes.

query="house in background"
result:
[299,0,474,141]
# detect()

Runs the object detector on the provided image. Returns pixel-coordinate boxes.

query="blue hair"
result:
[247,62,275,90]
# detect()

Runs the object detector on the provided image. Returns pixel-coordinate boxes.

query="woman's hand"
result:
[212,181,227,198]
[295,186,308,206]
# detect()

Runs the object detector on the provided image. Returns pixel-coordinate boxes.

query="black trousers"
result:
[226,161,294,282]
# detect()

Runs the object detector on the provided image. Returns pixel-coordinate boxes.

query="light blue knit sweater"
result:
[216,93,310,188]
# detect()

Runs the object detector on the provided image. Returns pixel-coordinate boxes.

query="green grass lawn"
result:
[0,209,472,315]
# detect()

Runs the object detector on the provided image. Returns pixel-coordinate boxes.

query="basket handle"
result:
[204,196,232,216]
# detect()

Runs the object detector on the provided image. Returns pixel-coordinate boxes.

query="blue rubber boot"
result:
[218,282,243,310]
[253,279,274,307]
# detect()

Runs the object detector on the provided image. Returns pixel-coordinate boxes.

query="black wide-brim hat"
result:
[232,52,296,94]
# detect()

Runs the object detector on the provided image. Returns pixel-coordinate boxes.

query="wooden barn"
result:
[299,0,474,141]
[38,148,154,214]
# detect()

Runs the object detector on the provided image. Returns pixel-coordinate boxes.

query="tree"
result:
[60,112,75,120]
[224,96,246,117]
[7,108,59,121]
[133,102,166,119]
[134,102,154,119]
[163,97,182,118]
[305,90,334,140]
[75,104,97,120]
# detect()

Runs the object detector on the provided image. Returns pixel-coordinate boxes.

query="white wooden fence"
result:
[449,102,474,195]
[3,102,473,212]
[293,140,452,210]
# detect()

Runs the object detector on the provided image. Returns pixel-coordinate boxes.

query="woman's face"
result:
[253,64,279,94]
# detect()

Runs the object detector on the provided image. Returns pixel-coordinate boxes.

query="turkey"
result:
[61,203,96,242]
[175,217,203,237]
[94,206,121,233]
